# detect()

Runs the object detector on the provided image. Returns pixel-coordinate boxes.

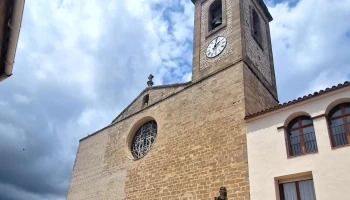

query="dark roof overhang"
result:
[0,0,25,82]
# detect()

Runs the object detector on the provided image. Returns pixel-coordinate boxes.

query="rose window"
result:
[131,121,157,159]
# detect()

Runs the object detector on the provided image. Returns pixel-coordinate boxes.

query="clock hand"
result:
[214,38,218,48]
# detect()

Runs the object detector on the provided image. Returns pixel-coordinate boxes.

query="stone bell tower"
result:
[191,0,278,105]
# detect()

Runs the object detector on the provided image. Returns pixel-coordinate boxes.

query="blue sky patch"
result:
[346,31,350,38]
[266,0,300,7]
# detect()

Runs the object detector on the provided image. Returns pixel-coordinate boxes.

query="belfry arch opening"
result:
[142,94,149,107]
[209,0,222,31]
[252,8,262,45]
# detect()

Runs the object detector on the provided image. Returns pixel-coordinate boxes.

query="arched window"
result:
[208,0,222,31]
[286,116,318,156]
[142,94,149,107]
[328,103,350,147]
[252,9,262,46]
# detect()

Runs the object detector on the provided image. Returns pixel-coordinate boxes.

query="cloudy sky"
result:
[0,0,349,199]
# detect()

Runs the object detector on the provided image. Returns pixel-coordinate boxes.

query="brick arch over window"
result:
[208,0,222,31]
[327,102,350,148]
[285,115,318,157]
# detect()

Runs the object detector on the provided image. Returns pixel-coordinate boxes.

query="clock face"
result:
[206,36,227,58]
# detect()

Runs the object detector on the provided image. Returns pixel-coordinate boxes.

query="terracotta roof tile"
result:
[245,81,350,120]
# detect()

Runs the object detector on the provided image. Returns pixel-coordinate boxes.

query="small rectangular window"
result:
[279,179,316,200]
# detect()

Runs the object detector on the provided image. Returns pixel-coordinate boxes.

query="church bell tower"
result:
[191,0,278,102]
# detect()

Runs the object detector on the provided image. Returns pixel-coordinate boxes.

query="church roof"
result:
[80,81,191,141]
[110,81,191,124]
[245,81,350,120]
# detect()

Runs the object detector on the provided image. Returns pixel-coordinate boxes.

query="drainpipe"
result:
[0,0,25,82]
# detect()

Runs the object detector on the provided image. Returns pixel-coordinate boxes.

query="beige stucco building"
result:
[246,83,350,200]
[66,0,350,200]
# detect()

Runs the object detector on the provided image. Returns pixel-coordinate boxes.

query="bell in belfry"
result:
[211,7,222,29]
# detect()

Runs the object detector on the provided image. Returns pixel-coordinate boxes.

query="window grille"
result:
[131,121,157,159]
[328,103,350,147]
[286,116,318,157]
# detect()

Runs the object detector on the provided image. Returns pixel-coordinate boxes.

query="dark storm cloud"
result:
[0,1,138,199]
[0,87,77,199]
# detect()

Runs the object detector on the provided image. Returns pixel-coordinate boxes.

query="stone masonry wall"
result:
[67,62,251,200]
[242,0,272,84]
[67,129,110,199]
[243,63,278,116]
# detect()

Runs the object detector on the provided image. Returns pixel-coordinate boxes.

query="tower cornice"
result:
[190,0,273,21]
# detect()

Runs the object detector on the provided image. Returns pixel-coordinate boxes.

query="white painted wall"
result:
[246,87,350,200]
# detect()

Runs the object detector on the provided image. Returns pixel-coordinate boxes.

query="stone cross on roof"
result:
[147,74,154,87]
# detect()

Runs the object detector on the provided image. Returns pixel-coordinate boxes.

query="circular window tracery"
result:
[131,120,157,159]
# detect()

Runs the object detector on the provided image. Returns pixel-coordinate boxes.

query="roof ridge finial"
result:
[147,74,154,87]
